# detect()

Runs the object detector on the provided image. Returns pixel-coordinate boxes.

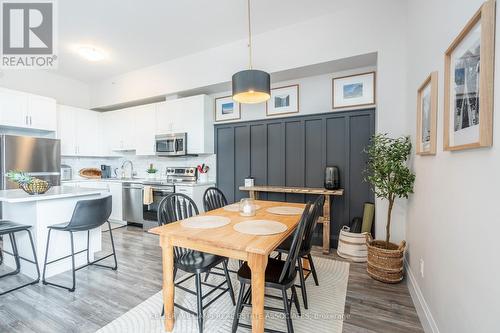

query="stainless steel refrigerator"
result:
[0,135,61,189]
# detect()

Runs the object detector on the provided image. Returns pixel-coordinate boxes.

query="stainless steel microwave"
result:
[155,133,187,156]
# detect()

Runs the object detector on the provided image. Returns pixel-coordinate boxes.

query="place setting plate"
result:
[266,206,304,215]
[223,203,261,212]
[233,220,288,236]
[180,216,231,229]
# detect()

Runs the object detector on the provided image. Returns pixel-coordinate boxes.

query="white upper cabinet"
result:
[58,105,103,156]
[101,108,136,152]
[28,95,57,131]
[0,88,56,131]
[132,104,156,155]
[156,95,213,154]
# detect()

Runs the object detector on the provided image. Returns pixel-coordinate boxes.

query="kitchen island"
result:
[0,186,108,279]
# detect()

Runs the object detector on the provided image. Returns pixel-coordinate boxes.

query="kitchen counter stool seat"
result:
[0,220,40,296]
[42,195,117,292]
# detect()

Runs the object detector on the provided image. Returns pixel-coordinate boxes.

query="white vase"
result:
[198,173,208,183]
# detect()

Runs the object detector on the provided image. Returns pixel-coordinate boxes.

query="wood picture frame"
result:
[214,95,241,122]
[266,84,299,117]
[443,0,495,151]
[416,72,438,155]
[332,71,376,109]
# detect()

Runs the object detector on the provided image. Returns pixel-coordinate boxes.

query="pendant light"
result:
[232,0,270,104]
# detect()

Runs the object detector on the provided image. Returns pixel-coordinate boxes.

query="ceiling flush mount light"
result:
[232,0,270,104]
[77,46,107,62]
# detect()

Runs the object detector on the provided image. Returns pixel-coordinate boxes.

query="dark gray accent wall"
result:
[214,108,375,248]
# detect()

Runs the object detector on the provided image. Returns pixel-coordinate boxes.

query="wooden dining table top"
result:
[149,200,306,259]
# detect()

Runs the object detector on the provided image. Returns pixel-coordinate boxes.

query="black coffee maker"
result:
[324,166,340,190]
[101,165,112,178]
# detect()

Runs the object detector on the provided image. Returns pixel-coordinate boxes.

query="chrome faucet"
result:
[121,160,135,178]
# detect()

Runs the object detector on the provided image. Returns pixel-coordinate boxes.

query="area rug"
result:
[96,257,349,333]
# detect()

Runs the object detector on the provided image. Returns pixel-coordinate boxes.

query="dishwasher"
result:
[122,182,144,225]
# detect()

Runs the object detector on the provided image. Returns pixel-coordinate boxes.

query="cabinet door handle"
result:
[29,116,32,126]
[25,115,28,125]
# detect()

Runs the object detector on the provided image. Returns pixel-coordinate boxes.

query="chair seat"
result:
[237,258,297,289]
[276,236,309,257]
[175,250,226,274]
[48,222,102,231]
[0,220,31,235]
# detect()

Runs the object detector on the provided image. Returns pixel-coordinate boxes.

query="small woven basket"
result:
[366,234,406,283]
[20,181,50,195]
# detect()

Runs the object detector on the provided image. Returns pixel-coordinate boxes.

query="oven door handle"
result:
[152,188,174,194]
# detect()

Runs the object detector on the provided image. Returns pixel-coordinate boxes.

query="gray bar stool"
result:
[42,195,117,292]
[0,221,40,295]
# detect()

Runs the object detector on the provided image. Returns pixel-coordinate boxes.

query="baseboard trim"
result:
[405,260,440,333]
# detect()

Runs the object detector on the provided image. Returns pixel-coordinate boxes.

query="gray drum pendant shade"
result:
[232,69,270,104]
[231,0,270,104]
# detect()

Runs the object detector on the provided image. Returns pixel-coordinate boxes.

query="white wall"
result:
[210,66,376,123]
[0,70,90,108]
[405,1,500,332]
[91,0,409,243]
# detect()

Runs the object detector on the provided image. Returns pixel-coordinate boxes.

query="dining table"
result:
[149,199,306,333]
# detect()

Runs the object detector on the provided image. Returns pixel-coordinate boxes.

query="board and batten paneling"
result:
[215,108,375,248]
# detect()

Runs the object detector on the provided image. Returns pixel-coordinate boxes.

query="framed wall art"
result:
[443,0,495,151]
[266,84,299,116]
[214,95,241,122]
[416,71,438,155]
[332,71,376,109]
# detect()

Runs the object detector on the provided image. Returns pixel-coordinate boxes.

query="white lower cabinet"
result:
[107,182,123,221]
[61,181,124,222]
[175,184,212,212]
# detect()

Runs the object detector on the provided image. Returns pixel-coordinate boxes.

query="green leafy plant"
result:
[364,134,415,246]
[146,163,157,174]
[6,170,33,184]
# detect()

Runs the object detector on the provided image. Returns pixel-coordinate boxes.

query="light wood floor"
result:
[0,226,423,332]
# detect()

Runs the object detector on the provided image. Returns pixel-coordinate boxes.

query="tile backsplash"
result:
[62,153,217,181]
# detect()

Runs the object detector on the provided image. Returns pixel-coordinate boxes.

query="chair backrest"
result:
[301,195,325,252]
[157,193,200,261]
[157,193,199,226]
[66,195,112,231]
[203,187,228,212]
[278,202,312,284]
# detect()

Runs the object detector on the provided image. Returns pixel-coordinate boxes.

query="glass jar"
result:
[239,198,256,217]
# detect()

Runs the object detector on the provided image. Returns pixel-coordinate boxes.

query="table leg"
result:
[248,253,268,333]
[323,195,331,254]
[161,238,175,332]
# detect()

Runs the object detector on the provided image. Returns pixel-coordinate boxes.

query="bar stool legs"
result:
[0,229,40,296]
[42,220,118,292]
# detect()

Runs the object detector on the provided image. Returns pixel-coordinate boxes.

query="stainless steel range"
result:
[166,167,198,184]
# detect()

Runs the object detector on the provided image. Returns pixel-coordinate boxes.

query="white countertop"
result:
[0,186,106,203]
[61,178,216,187]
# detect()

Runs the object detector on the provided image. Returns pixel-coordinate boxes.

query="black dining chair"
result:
[203,187,228,212]
[275,195,325,309]
[0,221,40,295]
[42,195,117,292]
[232,202,313,333]
[158,193,235,333]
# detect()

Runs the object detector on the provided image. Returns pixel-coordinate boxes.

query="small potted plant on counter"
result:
[364,134,415,283]
[146,164,158,180]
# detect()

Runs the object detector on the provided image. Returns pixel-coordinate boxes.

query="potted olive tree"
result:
[364,134,415,283]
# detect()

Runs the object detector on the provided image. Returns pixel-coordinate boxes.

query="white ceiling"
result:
[56,0,354,83]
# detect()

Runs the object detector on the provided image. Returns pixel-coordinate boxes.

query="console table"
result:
[239,185,344,254]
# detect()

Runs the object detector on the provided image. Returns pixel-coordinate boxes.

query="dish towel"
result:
[143,185,153,205]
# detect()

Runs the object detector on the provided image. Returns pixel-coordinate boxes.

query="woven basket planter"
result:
[366,234,406,283]
[337,226,368,262]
